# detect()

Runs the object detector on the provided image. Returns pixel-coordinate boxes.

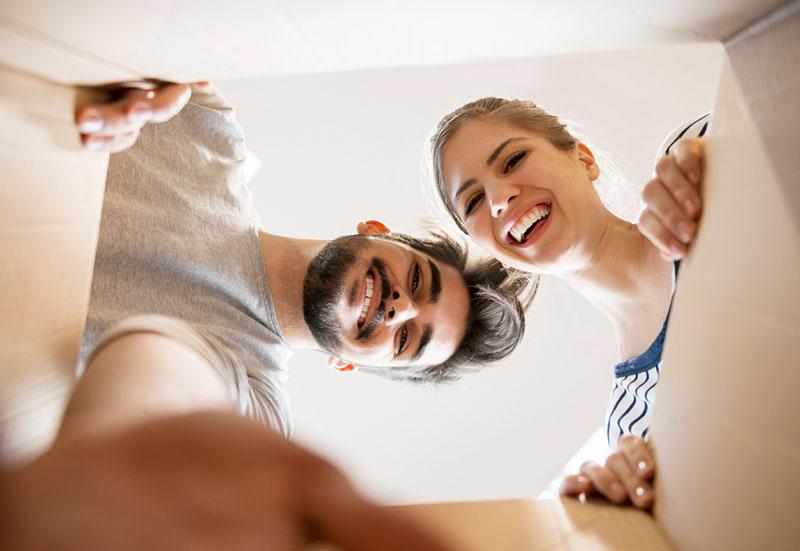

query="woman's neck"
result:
[559,214,674,360]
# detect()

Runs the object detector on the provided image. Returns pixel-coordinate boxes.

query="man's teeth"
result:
[357,272,374,326]
[510,206,550,243]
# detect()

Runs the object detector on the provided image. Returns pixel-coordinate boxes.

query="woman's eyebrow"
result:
[486,137,526,166]
[454,178,478,201]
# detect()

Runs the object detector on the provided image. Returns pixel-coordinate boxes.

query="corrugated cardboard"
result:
[0,66,108,465]
[651,3,800,549]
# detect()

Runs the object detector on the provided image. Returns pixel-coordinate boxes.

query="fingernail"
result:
[129,103,153,123]
[670,241,684,255]
[638,460,648,472]
[683,198,696,214]
[679,221,695,242]
[635,486,645,497]
[576,475,589,485]
[79,109,103,133]
[145,90,156,100]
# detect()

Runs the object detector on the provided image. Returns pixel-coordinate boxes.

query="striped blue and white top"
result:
[604,114,710,449]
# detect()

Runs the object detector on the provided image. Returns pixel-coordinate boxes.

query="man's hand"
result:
[638,137,705,261]
[1,411,453,551]
[559,434,655,509]
[74,82,199,153]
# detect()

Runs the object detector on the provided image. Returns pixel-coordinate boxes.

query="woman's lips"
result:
[504,201,552,245]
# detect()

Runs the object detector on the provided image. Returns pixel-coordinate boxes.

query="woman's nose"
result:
[385,289,419,326]
[488,183,518,218]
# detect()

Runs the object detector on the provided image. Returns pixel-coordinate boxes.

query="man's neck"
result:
[560,214,674,358]
[258,231,326,350]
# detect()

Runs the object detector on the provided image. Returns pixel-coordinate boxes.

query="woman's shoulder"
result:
[654,113,712,163]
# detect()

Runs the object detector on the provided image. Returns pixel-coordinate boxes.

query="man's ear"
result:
[356,219,390,235]
[327,356,357,373]
[577,143,600,181]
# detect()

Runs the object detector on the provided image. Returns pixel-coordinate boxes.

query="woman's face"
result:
[440,118,601,273]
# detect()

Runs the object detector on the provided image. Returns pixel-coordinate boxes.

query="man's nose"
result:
[488,183,518,218]
[385,289,419,326]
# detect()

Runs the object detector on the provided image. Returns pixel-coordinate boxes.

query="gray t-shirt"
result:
[79,87,292,436]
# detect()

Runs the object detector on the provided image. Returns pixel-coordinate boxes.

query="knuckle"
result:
[606,451,624,468]
[641,180,660,202]
[655,155,672,176]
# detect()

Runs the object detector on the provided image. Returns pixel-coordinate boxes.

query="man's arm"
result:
[3,410,454,551]
[58,331,231,441]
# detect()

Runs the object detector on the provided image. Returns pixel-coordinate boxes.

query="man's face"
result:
[303,235,470,371]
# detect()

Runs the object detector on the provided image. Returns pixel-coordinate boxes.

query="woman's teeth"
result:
[510,205,551,243]
[357,272,374,327]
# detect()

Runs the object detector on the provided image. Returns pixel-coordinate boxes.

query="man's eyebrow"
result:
[486,137,526,166]
[410,324,432,363]
[428,259,441,304]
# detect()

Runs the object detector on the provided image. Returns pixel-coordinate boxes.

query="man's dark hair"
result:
[361,227,537,384]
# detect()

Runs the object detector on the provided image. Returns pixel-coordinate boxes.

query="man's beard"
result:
[303,235,391,354]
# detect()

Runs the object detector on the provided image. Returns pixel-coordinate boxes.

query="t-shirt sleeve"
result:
[654,113,712,165]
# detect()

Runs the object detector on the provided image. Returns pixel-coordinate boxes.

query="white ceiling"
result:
[0,0,784,83]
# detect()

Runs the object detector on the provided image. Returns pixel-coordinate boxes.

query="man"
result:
[64,82,528,439]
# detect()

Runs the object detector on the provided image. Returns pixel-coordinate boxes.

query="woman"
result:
[427,97,708,507]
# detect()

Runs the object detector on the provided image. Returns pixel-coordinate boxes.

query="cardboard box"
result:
[1,1,797,548]
[651,3,800,549]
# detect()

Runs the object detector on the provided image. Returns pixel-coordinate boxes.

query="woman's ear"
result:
[327,356,357,373]
[577,143,600,181]
[356,219,390,235]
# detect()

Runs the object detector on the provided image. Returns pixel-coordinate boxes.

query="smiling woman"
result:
[427,96,709,507]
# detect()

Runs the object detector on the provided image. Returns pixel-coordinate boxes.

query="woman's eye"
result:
[464,192,484,217]
[411,264,420,293]
[503,151,526,173]
[397,326,409,355]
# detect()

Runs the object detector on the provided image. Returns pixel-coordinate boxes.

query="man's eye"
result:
[503,151,526,173]
[411,264,420,293]
[397,326,409,355]
[464,192,484,217]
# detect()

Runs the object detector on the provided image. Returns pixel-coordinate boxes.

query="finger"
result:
[618,434,655,479]
[638,208,688,260]
[642,175,697,244]
[559,474,594,497]
[82,131,140,153]
[654,154,702,219]
[579,460,626,504]
[672,137,705,188]
[76,96,151,137]
[605,451,653,509]
[146,83,192,123]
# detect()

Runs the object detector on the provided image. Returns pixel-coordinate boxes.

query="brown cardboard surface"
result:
[308,498,672,551]
[0,65,108,465]
[650,5,800,549]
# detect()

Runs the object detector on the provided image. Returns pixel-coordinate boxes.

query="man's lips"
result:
[356,268,381,333]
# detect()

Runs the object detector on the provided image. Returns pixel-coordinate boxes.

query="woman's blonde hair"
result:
[428,97,578,234]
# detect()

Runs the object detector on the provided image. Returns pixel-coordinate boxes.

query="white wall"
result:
[217,42,722,504]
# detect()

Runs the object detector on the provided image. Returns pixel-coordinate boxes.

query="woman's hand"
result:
[638,137,705,261]
[560,434,655,509]
[74,82,205,153]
